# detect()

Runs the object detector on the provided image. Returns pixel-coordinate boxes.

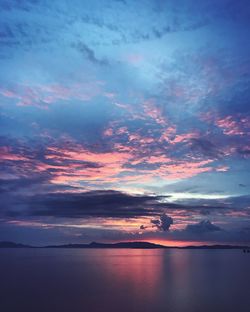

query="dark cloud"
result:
[140,213,173,232]
[5,190,172,219]
[0,175,50,193]
[173,195,250,211]
[151,219,160,226]
[72,42,109,66]
[238,148,250,156]
[0,176,77,194]
[185,220,222,234]
[151,214,173,231]
[138,221,250,244]
[2,176,250,221]
[190,138,224,159]
[239,183,247,187]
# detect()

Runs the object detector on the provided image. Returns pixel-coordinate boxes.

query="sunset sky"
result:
[0,0,250,246]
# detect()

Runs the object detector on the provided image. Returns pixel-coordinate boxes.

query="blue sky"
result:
[0,0,250,245]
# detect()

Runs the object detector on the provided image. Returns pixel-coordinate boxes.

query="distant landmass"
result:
[0,241,32,248]
[0,241,249,249]
[45,241,166,249]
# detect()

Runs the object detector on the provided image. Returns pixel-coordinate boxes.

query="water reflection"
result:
[94,249,163,305]
[0,249,249,312]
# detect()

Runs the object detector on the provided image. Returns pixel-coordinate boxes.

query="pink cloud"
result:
[116,127,129,135]
[0,81,104,108]
[128,133,155,144]
[215,116,246,136]
[0,90,16,98]
[0,131,219,189]
[159,127,199,145]
[201,112,250,137]
[170,131,199,144]
[143,99,167,126]
[45,145,135,184]
[153,159,214,180]
[216,166,229,172]
[0,146,28,161]
[42,140,216,186]
[103,128,114,137]
[160,126,176,142]
[46,146,132,165]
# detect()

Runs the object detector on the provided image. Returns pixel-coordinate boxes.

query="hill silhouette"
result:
[0,241,249,249]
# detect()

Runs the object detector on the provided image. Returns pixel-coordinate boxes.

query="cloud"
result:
[151,213,173,231]
[185,220,222,234]
[140,213,173,232]
[175,194,250,211]
[138,221,250,244]
[3,190,172,219]
[215,115,250,136]
[0,81,104,107]
[0,175,77,195]
[238,148,250,157]
[190,138,224,159]
[73,42,109,66]
[0,134,219,190]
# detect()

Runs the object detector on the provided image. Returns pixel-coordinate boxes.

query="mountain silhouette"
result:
[0,241,249,249]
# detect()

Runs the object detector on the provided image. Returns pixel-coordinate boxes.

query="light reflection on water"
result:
[0,249,250,312]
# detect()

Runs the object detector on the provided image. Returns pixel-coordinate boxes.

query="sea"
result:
[0,248,249,312]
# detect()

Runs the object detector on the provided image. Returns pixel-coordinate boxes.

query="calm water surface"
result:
[0,249,249,312]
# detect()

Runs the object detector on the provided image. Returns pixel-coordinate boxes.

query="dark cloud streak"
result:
[7,190,170,219]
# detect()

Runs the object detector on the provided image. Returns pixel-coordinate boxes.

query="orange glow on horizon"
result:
[108,238,219,247]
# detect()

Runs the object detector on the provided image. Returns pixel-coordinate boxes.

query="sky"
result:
[0,0,250,246]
